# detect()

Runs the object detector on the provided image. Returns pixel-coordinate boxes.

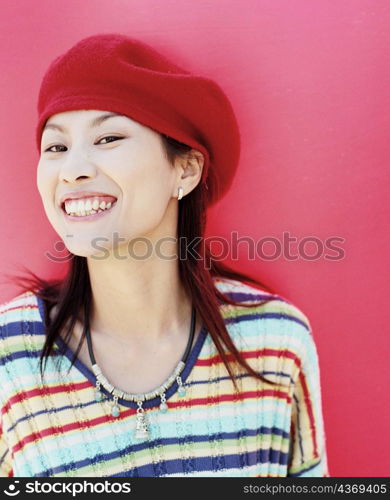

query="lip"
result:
[59,191,118,207]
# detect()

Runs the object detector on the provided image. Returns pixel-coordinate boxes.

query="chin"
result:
[61,241,109,260]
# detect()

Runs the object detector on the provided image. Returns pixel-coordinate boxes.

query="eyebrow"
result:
[43,112,127,133]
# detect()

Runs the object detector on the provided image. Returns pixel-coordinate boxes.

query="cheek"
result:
[119,154,172,201]
[132,171,172,215]
[37,162,49,190]
[118,169,173,234]
[36,164,57,209]
[36,163,44,195]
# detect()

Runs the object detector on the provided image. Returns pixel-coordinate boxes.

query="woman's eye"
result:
[97,135,123,145]
[44,144,66,153]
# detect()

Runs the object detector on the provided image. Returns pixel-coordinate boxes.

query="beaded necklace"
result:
[84,302,196,439]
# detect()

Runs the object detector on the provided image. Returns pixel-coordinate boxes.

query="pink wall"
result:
[0,0,389,477]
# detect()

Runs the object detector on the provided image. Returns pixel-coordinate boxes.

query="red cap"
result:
[36,33,241,205]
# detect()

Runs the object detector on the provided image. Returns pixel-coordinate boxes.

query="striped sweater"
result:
[0,277,329,477]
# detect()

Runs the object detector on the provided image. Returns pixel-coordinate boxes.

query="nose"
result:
[59,152,96,183]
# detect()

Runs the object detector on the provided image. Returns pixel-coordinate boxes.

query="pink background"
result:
[0,0,389,477]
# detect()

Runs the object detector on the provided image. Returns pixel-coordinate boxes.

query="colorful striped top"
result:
[0,276,329,477]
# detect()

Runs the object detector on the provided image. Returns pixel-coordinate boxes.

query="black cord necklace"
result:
[84,301,196,439]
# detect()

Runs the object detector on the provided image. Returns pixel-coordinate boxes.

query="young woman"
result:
[0,33,328,477]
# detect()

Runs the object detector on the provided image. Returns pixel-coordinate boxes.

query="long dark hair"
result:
[8,133,281,392]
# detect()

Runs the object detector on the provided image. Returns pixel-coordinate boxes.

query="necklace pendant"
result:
[111,395,120,418]
[176,376,186,397]
[134,401,149,439]
[95,380,103,402]
[159,402,168,412]
[111,404,120,418]
[159,392,168,413]
[134,426,149,439]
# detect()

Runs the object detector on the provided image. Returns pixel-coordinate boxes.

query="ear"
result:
[176,149,205,197]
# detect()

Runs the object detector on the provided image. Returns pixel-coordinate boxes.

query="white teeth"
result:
[63,197,116,216]
[64,200,77,214]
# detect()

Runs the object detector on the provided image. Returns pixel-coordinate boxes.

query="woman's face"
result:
[37,109,180,258]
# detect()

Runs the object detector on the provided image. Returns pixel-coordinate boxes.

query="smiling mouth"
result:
[61,199,117,218]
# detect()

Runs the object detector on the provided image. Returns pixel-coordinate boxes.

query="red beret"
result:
[35,33,241,205]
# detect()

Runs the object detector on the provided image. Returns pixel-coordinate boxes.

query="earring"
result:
[177,186,184,200]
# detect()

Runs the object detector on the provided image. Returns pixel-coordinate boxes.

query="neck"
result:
[85,250,192,346]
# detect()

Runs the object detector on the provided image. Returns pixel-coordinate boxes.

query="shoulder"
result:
[212,275,316,386]
[0,290,44,329]
[212,275,312,332]
[0,290,45,353]
[0,291,46,407]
